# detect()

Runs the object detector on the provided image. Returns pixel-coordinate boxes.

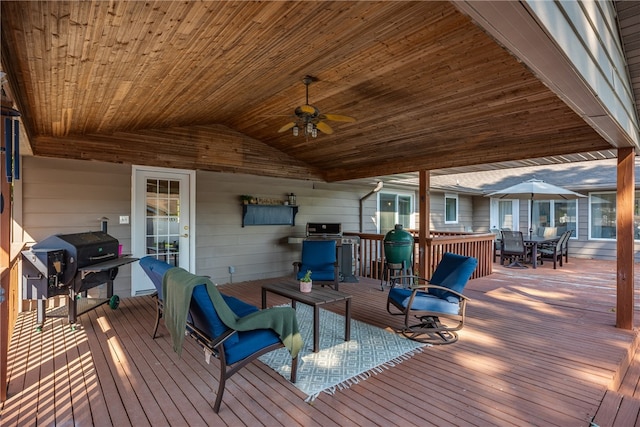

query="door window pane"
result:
[554,201,577,238]
[379,193,396,235]
[532,201,551,235]
[590,192,616,239]
[378,193,413,235]
[498,200,514,230]
[146,178,181,265]
[398,196,412,228]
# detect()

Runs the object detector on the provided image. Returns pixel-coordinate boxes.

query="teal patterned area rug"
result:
[259,303,427,401]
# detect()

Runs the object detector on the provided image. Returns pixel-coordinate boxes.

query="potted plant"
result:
[299,270,312,293]
[240,195,253,205]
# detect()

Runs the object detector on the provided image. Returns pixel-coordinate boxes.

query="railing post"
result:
[418,170,429,277]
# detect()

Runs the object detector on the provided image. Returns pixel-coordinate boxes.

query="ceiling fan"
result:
[278,75,355,138]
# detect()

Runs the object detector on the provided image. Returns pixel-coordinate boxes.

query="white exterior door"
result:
[130,166,195,296]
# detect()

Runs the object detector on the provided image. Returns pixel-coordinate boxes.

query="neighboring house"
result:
[373,158,640,261]
[377,160,640,262]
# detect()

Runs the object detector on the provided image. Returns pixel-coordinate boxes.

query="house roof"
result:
[0,1,634,183]
[366,158,636,196]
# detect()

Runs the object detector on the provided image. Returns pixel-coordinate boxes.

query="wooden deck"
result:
[2,258,640,426]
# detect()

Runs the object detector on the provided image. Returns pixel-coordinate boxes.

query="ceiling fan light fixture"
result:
[280,75,356,138]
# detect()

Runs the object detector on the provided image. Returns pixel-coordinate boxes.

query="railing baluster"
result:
[344,231,493,280]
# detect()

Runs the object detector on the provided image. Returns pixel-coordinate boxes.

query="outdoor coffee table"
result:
[261,282,351,353]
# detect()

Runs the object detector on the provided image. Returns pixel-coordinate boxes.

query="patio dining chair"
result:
[539,230,571,269]
[561,230,572,263]
[500,231,528,268]
[386,252,477,345]
[490,228,501,263]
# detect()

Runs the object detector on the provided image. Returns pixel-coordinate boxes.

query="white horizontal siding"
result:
[429,191,474,232]
[19,156,134,296]
[19,158,371,296]
[527,0,639,144]
[195,171,364,284]
[472,196,491,232]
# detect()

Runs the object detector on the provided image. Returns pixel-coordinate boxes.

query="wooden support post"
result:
[616,147,635,329]
[418,171,429,278]
[0,118,10,402]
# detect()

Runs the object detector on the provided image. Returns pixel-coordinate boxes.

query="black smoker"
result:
[22,231,137,329]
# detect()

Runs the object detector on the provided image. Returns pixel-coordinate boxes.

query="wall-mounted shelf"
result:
[242,205,298,227]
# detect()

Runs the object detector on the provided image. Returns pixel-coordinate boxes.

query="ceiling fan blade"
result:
[299,104,316,114]
[322,113,356,123]
[278,122,296,133]
[316,121,334,135]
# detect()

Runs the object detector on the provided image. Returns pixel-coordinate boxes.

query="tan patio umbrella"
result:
[486,179,586,238]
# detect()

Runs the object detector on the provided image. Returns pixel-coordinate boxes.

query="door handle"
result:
[181,234,189,238]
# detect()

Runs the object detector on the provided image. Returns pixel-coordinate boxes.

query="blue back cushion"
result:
[428,252,478,299]
[139,256,174,301]
[297,240,337,281]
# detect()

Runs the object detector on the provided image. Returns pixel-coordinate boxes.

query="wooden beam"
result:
[418,171,429,278]
[616,147,635,329]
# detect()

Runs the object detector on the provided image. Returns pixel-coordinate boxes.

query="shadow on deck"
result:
[2,257,640,426]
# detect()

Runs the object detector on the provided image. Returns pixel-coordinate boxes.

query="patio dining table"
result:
[524,235,561,268]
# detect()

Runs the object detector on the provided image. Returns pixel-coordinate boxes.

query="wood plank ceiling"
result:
[0,1,619,182]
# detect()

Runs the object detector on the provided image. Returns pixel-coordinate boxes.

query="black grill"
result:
[22,231,137,328]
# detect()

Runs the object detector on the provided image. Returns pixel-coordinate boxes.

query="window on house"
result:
[378,192,413,235]
[445,193,458,224]
[589,191,640,240]
[531,200,578,238]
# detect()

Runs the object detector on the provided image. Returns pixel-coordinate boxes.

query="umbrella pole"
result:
[529,197,533,239]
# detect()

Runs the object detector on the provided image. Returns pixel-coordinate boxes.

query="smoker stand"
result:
[36,255,138,331]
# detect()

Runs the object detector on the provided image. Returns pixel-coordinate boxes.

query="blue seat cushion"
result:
[139,256,174,300]
[297,267,335,281]
[389,288,460,316]
[189,284,265,349]
[428,253,478,299]
[224,328,281,365]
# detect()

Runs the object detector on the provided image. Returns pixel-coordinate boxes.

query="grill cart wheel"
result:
[109,295,120,309]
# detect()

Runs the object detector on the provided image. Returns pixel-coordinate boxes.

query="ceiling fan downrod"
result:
[293,76,318,138]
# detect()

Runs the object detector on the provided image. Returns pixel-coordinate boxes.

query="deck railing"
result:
[343,231,493,281]
[1,249,22,402]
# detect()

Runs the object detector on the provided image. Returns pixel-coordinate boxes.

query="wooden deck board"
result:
[2,258,640,426]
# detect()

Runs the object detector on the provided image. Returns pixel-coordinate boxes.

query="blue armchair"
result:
[139,256,299,413]
[293,239,339,291]
[139,255,174,338]
[386,252,477,345]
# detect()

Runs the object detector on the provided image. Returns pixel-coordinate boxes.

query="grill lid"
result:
[306,222,342,237]
[32,231,119,274]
